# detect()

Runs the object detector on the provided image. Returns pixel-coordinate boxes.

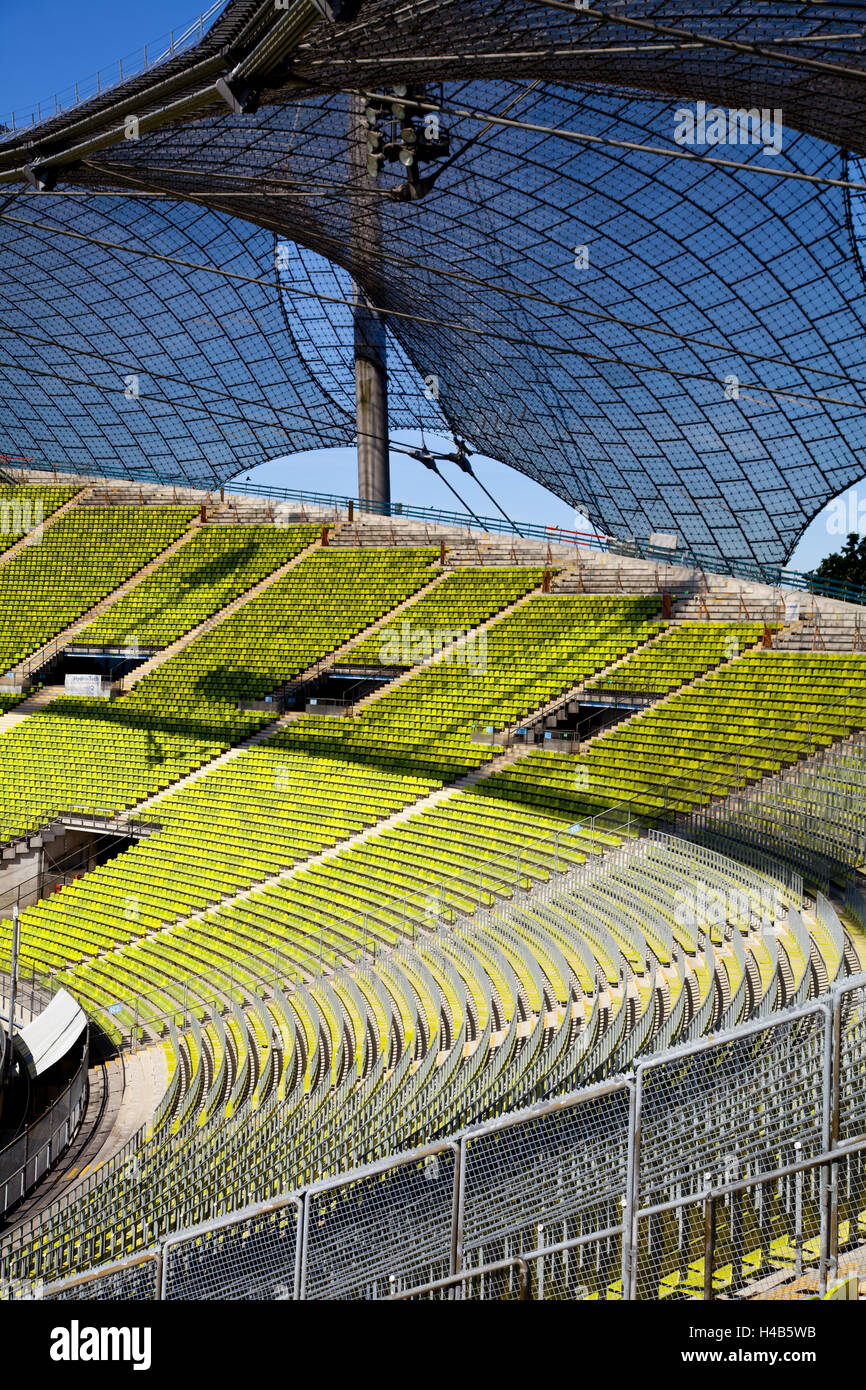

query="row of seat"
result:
[2,613,861,1028]
[0,506,197,673]
[0,594,647,975]
[0,485,80,556]
[335,567,548,667]
[119,546,439,733]
[587,621,770,695]
[81,524,320,649]
[2,837,834,1288]
[488,651,866,820]
[703,742,866,887]
[0,547,442,847]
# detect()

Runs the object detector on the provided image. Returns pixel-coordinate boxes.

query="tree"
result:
[811,532,866,587]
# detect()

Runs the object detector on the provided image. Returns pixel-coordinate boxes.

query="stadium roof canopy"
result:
[3,2,866,564]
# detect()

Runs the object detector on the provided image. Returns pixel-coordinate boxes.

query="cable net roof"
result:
[3,2,866,564]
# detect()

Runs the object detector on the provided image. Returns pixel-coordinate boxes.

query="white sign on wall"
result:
[649,532,678,552]
[64,673,110,699]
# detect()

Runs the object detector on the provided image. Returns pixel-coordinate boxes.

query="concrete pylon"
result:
[348,92,390,514]
[353,283,390,514]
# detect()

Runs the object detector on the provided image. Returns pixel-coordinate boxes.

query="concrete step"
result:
[120,532,328,692]
[0,684,66,736]
[20,469,866,619]
[4,518,202,684]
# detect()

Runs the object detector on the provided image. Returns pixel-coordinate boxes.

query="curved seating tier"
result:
[0,837,848,1289]
[0,534,858,1296]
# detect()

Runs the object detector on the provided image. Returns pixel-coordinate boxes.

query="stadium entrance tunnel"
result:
[503,700,638,752]
[50,644,155,693]
[0,1010,87,1156]
[0,817,157,916]
[244,668,394,716]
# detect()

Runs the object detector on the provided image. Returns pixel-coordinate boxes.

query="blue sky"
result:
[0,0,858,570]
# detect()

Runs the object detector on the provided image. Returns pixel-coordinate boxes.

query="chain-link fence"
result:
[161,1197,301,1301]
[301,1142,458,1300]
[39,1253,160,1301]
[458,1081,632,1299]
[630,1001,832,1301]
[33,973,866,1301]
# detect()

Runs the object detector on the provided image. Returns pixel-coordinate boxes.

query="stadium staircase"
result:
[0,485,89,569]
[0,684,65,735]
[0,492,863,1295]
[118,528,328,692]
[0,509,201,686]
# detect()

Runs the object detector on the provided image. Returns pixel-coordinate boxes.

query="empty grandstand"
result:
[0,475,860,1307]
[1,0,866,1318]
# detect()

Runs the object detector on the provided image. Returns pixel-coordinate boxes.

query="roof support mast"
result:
[349,92,390,516]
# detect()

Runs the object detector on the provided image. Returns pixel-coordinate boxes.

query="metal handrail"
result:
[20,462,866,607]
[0,3,229,135]
[0,1037,89,1217]
[387,1255,531,1299]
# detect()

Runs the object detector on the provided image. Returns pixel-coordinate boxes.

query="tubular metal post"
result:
[702,1191,716,1301]
[626,1075,642,1301]
[728,1155,743,1291]
[452,1136,465,1280]
[5,904,21,1078]
[827,1156,839,1285]
[829,989,843,1281]
[794,1142,803,1276]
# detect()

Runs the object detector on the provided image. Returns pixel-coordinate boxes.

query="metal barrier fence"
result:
[20,460,866,608]
[0,970,53,1027]
[680,731,866,893]
[0,1039,89,1217]
[34,972,865,1301]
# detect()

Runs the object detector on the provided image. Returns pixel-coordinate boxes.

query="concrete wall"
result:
[0,828,99,914]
